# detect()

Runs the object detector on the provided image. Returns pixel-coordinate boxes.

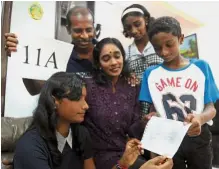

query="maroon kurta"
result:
[84,77,141,169]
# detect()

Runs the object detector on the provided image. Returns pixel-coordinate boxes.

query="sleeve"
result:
[139,70,152,103]
[132,86,142,122]
[140,102,151,115]
[66,59,73,72]
[13,133,51,169]
[74,125,93,160]
[125,45,130,61]
[82,127,93,160]
[203,62,219,104]
[128,86,146,140]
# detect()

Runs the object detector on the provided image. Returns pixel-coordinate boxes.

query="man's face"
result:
[69,13,95,49]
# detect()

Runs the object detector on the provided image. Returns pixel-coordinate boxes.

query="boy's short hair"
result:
[148,16,182,40]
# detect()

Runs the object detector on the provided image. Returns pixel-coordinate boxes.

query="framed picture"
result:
[180,33,199,59]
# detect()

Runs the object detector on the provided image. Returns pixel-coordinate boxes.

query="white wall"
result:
[10,1,56,38]
[195,23,219,87]
[95,1,132,49]
[170,2,219,87]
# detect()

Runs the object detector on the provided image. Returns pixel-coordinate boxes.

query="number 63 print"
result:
[162,93,196,121]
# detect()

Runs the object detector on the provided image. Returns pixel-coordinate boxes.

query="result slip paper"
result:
[141,116,192,158]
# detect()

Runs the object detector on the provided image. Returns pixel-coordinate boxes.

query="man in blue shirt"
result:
[5,6,98,75]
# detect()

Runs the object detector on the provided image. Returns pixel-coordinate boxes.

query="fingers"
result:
[150,156,168,165]
[6,36,19,44]
[4,33,18,54]
[187,126,201,136]
[127,73,140,86]
[130,74,136,87]
[142,112,156,121]
[187,130,201,136]
[126,138,141,148]
[5,33,17,39]
[7,47,17,54]
[125,138,143,157]
[136,77,140,85]
[6,41,17,48]
[184,114,194,124]
[2,159,13,165]
[124,144,141,158]
[187,117,201,136]
[127,138,141,144]
[159,158,173,169]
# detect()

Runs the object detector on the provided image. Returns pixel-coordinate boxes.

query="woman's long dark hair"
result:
[28,72,85,166]
[92,37,130,85]
[121,4,155,38]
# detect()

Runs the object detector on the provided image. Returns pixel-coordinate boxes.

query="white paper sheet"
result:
[5,35,73,117]
[141,116,191,158]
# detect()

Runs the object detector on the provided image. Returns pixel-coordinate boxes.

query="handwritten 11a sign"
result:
[4,36,73,117]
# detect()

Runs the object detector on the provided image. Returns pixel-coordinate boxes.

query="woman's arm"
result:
[84,158,96,169]
[111,139,142,169]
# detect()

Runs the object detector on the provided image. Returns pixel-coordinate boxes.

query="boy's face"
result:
[151,32,184,63]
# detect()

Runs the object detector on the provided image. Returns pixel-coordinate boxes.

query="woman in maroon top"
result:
[84,38,144,169]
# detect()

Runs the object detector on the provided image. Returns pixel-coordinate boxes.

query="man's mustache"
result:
[72,38,93,44]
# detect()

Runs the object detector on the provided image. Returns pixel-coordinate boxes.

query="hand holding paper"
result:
[141,116,191,158]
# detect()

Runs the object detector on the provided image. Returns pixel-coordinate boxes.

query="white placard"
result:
[4,35,73,117]
[141,116,191,158]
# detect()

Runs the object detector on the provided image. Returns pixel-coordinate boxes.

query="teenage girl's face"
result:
[99,43,124,78]
[56,87,89,124]
[123,16,147,40]
[150,32,184,63]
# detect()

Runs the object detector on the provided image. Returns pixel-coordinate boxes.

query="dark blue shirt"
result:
[66,49,93,73]
[13,124,93,169]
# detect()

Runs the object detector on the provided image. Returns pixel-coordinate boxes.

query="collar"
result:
[56,128,72,153]
[70,48,81,61]
[130,41,155,55]
[70,46,94,61]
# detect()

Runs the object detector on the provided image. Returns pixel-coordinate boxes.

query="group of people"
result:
[4,3,219,169]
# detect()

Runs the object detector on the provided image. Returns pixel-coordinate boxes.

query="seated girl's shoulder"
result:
[15,128,46,153]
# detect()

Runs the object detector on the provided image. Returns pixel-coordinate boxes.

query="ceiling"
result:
[110,1,205,35]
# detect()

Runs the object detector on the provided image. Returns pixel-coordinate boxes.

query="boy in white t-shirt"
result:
[139,16,219,169]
